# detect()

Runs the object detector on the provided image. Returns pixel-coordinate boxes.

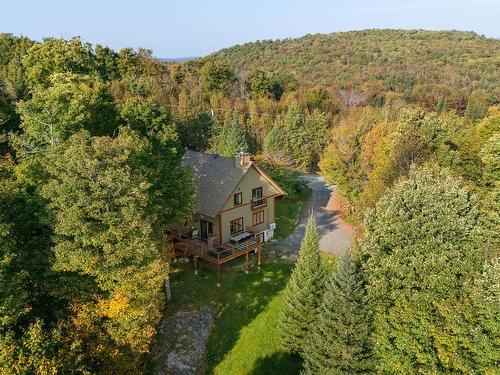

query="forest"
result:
[0,29,499,374]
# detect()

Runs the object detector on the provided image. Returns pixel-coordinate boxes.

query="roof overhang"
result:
[252,164,287,197]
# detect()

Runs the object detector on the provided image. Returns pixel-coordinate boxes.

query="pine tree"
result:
[302,251,372,374]
[279,214,327,354]
[213,111,248,156]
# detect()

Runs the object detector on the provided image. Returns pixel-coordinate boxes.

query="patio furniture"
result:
[227,238,258,252]
[167,229,262,287]
[229,231,254,244]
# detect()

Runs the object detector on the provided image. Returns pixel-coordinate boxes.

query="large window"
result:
[252,210,264,226]
[234,192,242,206]
[252,187,265,207]
[230,217,244,234]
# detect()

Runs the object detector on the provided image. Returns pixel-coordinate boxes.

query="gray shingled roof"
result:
[181,150,251,217]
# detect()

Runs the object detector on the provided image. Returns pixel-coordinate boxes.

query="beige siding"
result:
[170,213,218,238]
[218,165,280,243]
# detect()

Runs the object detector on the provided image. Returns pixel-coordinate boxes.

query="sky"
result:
[2,0,499,57]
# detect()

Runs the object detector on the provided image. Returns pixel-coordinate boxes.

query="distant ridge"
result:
[210,29,499,91]
[156,56,198,63]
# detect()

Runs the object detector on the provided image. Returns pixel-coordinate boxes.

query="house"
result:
[166,150,286,285]
[180,149,286,245]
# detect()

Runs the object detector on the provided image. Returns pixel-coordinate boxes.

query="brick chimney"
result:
[235,148,251,169]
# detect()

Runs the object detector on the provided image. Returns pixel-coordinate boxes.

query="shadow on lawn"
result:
[201,260,292,371]
[144,257,295,374]
[248,352,302,375]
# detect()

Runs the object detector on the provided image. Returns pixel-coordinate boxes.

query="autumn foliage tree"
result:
[41,128,193,365]
[0,29,498,373]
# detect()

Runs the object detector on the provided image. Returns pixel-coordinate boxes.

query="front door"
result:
[200,219,213,240]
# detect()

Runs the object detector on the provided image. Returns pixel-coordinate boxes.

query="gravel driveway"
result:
[277,174,356,256]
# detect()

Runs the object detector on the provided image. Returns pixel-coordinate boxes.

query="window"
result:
[252,187,265,207]
[234,192,242,206]
[230,217,244,234]
[252,210,264,226]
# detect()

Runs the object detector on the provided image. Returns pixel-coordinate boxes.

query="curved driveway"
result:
[278,174,356,255]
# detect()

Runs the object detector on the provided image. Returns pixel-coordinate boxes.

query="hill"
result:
[156,56,198,63]
[211,29,500,96]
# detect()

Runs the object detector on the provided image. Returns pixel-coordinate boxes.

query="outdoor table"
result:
[229,231,253,244]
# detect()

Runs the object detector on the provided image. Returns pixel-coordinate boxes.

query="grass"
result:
[153,259,302,375]
[210,284,300,375]
[148,168,311,374]
[273,182,311,240]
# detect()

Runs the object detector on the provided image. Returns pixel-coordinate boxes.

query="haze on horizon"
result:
[2,0,499,57]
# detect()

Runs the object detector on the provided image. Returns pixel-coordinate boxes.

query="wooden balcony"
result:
[166,229,262,286]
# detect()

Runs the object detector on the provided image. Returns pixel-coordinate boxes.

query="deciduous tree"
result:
[359,165,488,373]
[201,60,235,94]
[41,128,193,358]
[16,73,116,153]
[23,37,95,88]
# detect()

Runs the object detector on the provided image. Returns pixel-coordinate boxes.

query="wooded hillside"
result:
[213,29,499,109]
[0,29,498,373]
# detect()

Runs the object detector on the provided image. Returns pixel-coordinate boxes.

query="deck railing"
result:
[167,230,261,265]
[167,229,262,286]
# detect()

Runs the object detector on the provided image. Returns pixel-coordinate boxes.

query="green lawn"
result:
[274,184,311,240]
[156,260,302,375]
[149,168,312,374]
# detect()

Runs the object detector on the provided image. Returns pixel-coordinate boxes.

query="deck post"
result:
[216,264,221,287]
[257,245,261,270]
[164,276,172,301]
[194,256,198,275]
[245,252,249,275]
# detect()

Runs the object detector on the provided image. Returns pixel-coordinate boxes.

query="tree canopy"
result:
[0,29,498,373]
[359,165,494,373]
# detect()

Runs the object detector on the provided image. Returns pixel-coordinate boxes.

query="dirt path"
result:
[276,174,357,256]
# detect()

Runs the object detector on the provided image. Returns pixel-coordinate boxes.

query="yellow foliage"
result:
[100,292,130,318]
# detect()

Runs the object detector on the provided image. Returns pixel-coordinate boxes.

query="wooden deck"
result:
[167,231,262,286]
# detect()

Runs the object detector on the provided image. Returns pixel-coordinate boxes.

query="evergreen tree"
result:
[263,126,290,165]
[213,111,248,156]
[279,214,327,354]
[302,251,372,374]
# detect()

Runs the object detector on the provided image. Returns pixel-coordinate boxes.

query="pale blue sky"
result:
[2,0,499,57]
